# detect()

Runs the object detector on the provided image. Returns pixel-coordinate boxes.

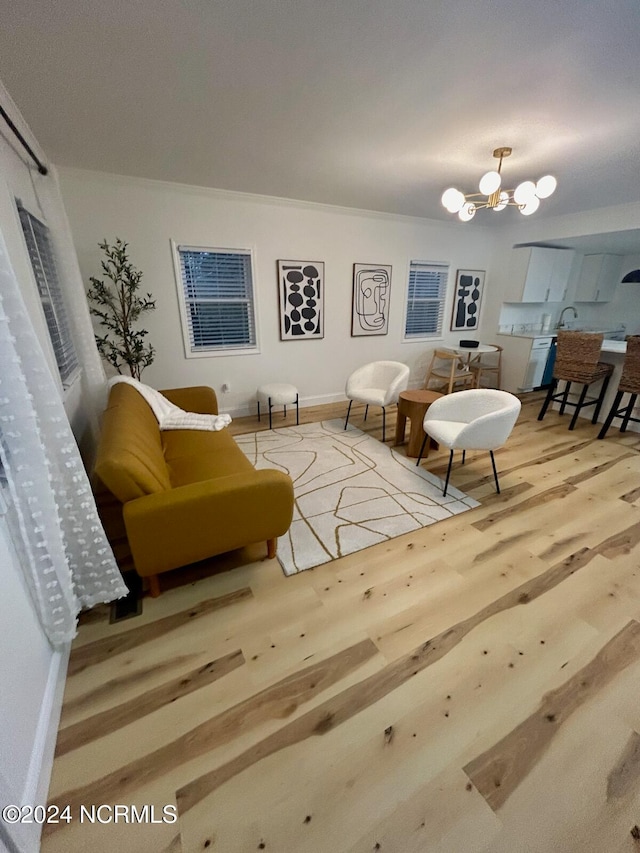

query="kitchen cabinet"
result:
[575,253,623,302]
[506,247,575,303]
[497,334,554,392]
[522,337,553,390]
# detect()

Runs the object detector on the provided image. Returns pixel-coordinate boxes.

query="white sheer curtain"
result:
[0,225,127,647]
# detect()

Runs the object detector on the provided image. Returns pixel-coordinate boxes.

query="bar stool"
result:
[598,336,640,439]
[537,331,614,430]
[424,349,474,395]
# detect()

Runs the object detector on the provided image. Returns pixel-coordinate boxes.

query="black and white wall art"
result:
[277,260,324,340]
[450,269,485,331]
[351,263,391,336]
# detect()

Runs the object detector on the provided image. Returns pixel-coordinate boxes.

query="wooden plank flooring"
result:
[42,394,640,852]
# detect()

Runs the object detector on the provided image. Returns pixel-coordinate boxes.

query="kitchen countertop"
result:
[498,328,624,341]
[601,339,626,354]
[497,331,556,340]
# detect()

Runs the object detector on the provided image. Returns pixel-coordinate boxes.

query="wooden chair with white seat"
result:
[424,349,474,395]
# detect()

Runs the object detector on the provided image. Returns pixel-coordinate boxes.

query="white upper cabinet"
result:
[506,247,575,303]
[575,254,623,302]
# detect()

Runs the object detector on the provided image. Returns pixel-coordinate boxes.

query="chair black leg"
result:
[490,450,500,494]
[268,398,273,430]
[593,374,612,423]
[442,449,454,497]
[559,381,572,415]
[344,400,353,430]
[569,383,589,430]
[382,407,386,442]
[621,393,637,432]
[416,433,428,466]
[295,394,299,425]
[284,404,287,418]
[538,379,557,421]
[364,404,369,421]
[598,390,624,439]
[462,449,466,465]
[257,400,261,422]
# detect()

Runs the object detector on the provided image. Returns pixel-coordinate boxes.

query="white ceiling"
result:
[1,0,639,223]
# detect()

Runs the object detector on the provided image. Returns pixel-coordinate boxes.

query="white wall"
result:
[59,168,501,415]
[0,85,71,851]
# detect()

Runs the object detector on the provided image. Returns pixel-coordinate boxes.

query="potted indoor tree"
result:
[87,238,156,380]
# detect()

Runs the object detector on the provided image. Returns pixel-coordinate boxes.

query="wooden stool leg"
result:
[148,575,161,598]
[569,383,589,430]
[593,374,612,423]
[621,393,638,432]
[538,379,557,421]
[267,538,277,559]
[598,390,624,439]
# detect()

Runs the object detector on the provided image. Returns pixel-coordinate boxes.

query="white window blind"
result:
[17,202,79,384]
[177,247,257,352]
[404,261,449,339]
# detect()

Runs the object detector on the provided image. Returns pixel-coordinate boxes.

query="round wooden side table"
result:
[394,390,443,457]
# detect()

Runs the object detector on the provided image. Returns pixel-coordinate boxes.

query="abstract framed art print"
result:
[450,269,485,331]
[351,263,391,336]
[277,260,324,340]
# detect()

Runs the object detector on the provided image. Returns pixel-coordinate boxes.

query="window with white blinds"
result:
[16,202,79,385]
[404,261,449,339]
[176,246,257,354]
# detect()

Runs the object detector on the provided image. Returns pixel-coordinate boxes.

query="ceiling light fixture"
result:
[441,147,556,222]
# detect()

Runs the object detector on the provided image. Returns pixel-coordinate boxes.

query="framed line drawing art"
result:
[351,263,392,336]
[277,260,324,340]
[450,269,485,331]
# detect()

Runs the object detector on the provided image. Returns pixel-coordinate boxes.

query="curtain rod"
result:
[0,102,48,175]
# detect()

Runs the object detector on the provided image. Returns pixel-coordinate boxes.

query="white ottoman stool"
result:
[257,383,299,430]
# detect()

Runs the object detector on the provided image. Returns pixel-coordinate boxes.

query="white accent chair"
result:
[344,361,410,442]
[416,389,521,496]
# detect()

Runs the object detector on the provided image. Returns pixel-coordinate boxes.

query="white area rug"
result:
[237,419,479,576]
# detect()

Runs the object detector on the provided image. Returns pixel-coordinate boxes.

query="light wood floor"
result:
[42,394,640,853]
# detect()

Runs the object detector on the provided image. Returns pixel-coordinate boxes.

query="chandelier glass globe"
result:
[441,187,465,213]
[479,170,501,196]
[513,181,537,205]
[535,175,557,199]
[458,202,476,222]
[519,196,541,216]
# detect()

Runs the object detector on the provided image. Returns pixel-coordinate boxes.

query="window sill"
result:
[184,346,261,359]
[402,335,445,344]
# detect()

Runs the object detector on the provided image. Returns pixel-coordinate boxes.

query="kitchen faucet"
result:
[557,306,578,329]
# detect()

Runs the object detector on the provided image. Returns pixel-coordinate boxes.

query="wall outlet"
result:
[221,383,230,393]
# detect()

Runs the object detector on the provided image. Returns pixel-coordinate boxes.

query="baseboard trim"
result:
[5,644,70,851]
[224,391,347,420]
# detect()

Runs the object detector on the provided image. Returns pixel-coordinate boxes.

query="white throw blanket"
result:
[108,376,232,432]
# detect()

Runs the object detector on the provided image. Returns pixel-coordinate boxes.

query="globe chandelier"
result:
[441,147,557,221]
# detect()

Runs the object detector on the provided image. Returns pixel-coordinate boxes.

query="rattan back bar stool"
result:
[597,336,640,439]
[537,331,614,430]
